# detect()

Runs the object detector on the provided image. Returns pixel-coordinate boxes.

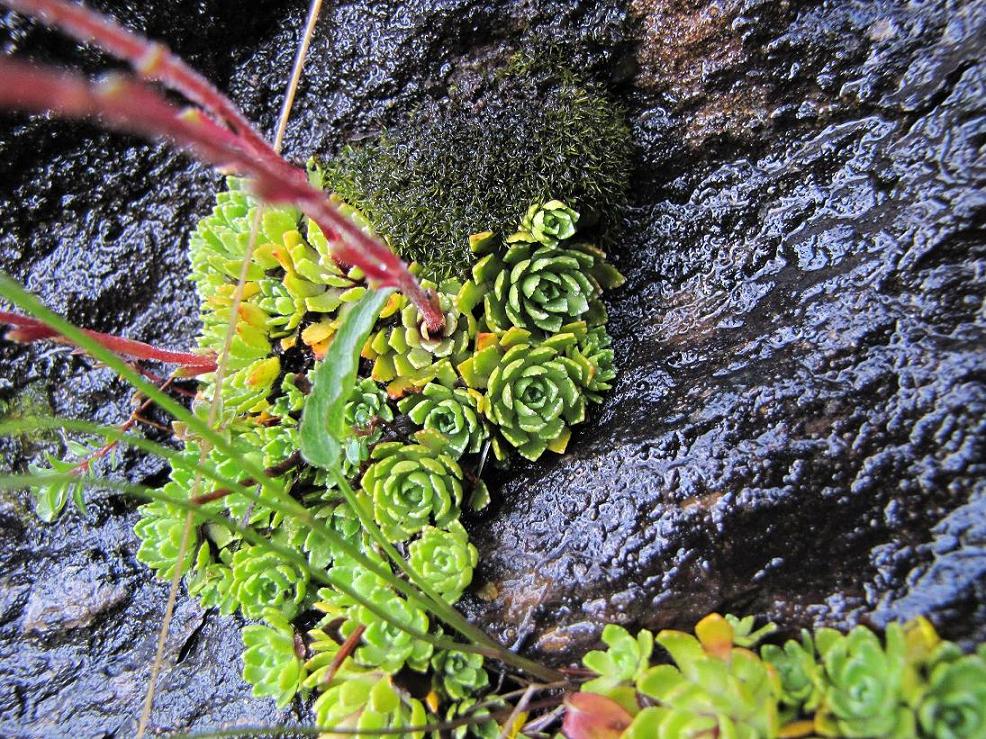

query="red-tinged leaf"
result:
[561,692,634,739]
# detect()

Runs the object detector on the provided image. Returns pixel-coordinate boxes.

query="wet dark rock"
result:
[20,563,128,636]
[0,0,984,734]
[467,0,986,659]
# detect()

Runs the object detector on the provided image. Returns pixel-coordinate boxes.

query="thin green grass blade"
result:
[0,471,488,656]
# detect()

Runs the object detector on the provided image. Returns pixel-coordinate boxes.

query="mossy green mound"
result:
[318,57,632,280]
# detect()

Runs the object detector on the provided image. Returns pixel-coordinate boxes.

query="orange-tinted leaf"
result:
[695,613,733,660]
[562,692,633,739]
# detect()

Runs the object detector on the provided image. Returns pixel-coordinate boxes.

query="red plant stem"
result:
[0,310,217,373]
[320,624,366,687]
[0,58,445,332]
[0,0,273,162]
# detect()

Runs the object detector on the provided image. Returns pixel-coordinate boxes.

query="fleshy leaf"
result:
[561,692,634,739]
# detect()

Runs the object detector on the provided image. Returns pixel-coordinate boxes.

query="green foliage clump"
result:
[122,69,629,728]
[318,58,631,280]
[579,614,986,739]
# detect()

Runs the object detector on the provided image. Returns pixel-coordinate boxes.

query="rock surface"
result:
[0,0,983,735]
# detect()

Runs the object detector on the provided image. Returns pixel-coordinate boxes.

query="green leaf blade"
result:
[300,288,393,469]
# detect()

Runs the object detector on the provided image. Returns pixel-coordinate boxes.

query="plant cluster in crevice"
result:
[5,5,983,733]
[568,614,986,739]
[132,167,625,730]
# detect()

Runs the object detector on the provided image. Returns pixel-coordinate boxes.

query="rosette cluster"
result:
[138,187,624,727]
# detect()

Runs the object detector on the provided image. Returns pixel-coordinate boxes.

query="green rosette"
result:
[517,199,579,247]
[407,522,478,603]
[230,545,308,621]
[476,332,589,461]
[241,609,307,709]
[398,381,488,458]
[359,437,463,542]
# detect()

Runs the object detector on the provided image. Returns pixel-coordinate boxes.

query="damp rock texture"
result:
[0,0,983,734]
[469,0,986,659]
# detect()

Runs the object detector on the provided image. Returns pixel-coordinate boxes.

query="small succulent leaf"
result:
[695,613,734,660]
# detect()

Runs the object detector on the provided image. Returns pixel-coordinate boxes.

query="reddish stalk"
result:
[319,624,366,687]
[0,310,217,373]
[0,6,445,331]
[0,0,273,161]
[72,374,178,475]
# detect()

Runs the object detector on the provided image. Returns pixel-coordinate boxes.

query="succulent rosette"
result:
[431,649,489,700]
[342,590,434,674]
[445,697,502,739]
[814,624,911,737]
[303,498,364,570]
[397,381,488,458]
[471,331,589,461]
[209,355,281,417]
[310,667,426,737]
[916,647,986,739]
[572,325,617,403]
[479,241,597,334]
[341,377,394,471]
[582,624,654,712]
[187,560,238,616]
[230,546,308,621]
[241,609,307,709]
[517,199,580,247]
[761,631,824,714]
[407,522,478,603]
[360,438,463,542]
[134,500,200,580]
[633,615,781,739]
[364,278,475,395]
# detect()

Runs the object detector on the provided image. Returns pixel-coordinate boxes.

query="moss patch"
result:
[319,56,632,280]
